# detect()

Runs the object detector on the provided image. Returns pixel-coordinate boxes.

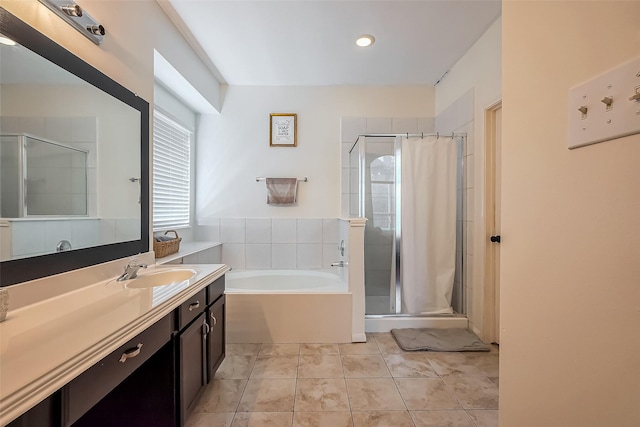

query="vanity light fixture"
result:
[38,0,105,45]
[356,34,375,47]
[86,24,105,36]
[61,4,82,17]
[0,34,16,46]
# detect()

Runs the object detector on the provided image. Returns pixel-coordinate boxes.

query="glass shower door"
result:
[351,136,398,315]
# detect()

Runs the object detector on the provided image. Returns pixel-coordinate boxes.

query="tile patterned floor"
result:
[186,333,499,427]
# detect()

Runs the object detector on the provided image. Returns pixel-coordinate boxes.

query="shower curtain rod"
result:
[349,132,467,154]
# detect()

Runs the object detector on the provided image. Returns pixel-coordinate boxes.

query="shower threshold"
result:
[365,313,468,333]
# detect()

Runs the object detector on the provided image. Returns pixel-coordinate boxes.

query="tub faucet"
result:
[117,260,147,281]
[330,261,348,267]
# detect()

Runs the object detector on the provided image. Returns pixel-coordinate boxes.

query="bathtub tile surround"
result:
[245,244,271,269]
[220,218,246,243]
[3,218,139,261]
[297,218,323,243]
[185,333,499,427]
[271,244,297,269]
[199,217,346,270]
[245,218,271,243]
[221,243,245,269]
[296,244,323,269]
[272,218,297,243]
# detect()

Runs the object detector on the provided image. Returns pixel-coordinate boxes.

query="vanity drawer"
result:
[178,289,206,330]
[207,276,225,305]
[64,314,173,426]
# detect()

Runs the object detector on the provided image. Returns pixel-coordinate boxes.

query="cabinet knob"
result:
[119,343,143,363]
[490,235,501,243]
[188,301,200,311]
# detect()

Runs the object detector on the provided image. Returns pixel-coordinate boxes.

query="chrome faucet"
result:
[330,261,348,267]
[117,260,147,281]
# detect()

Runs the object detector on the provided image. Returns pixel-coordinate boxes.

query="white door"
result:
[493,106,502,343]
[485,102,502,345]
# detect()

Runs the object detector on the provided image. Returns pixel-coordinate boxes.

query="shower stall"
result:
[349,133,466,323]
[1,134,89,217]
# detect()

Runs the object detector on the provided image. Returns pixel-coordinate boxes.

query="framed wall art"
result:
[270,113,297,147]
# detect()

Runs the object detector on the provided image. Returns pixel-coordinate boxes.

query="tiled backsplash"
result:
[196,218,348,270]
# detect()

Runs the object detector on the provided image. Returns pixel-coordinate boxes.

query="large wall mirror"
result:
[0,7,149,286]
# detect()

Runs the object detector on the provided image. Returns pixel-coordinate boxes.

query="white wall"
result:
[502,2,640,426]
[196,85,434,219]
[434,17,502,336]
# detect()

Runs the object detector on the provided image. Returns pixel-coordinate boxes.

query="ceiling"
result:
[165,0,501,86]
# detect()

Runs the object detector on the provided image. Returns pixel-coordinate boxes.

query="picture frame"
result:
[270,113,297,147]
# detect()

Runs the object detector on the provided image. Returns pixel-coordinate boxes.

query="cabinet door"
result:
[207,296,225,382]
[7,392,61,427]
[178,313,207,426]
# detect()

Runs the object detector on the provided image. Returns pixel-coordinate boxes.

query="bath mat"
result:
[390,328,490,352]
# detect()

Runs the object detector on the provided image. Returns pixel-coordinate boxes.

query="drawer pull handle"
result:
[119,343,143,363]
[188,301,200,311]
[211,314,217,326]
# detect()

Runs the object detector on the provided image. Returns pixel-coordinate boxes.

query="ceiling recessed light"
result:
[356,35,375,48]
[0,34,16,46]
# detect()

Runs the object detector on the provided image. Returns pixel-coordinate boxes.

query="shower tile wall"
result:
[197,218,347,270]
[435,89,475,322]
[340,117,435,218]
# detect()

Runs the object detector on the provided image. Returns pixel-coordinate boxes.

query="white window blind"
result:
[153,110,191,230]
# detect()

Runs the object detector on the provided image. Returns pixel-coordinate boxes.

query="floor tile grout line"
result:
[190,338,498,426]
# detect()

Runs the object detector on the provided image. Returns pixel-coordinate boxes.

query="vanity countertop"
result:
[0,263,229,426]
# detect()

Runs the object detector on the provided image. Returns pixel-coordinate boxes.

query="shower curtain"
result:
[401,136,457,314]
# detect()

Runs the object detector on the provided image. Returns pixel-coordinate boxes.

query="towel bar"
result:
[256,177,308,182]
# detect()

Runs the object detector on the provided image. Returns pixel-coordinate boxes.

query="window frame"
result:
[152,107,195,232]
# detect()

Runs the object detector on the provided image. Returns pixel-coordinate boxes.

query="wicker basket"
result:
[154,230,182,258]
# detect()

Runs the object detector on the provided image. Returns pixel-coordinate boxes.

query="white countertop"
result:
[0,263,229,426]
[155,241,221,265]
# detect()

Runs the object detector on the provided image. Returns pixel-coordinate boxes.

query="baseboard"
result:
[351,332,367,343]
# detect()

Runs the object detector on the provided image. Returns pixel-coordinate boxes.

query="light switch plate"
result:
[568,56,640,149]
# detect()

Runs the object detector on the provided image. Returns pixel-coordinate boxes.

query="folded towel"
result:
[265,178,298,205]
[154,234,176,242]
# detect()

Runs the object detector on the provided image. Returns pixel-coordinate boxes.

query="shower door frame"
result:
[351,133,467,317]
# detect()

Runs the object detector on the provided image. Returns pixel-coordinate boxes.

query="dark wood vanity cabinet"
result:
[207,296,225,381]
[6,393,61,427]
[9,276,227,427]
[206,276,226,382]
[176,311,207,426]
[65,315,176,427]
[177,276,226,425]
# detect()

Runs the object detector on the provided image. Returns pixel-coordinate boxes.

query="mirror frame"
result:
[0,8,150,286]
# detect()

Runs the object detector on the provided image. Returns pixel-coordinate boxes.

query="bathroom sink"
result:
[125,269,197,289]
